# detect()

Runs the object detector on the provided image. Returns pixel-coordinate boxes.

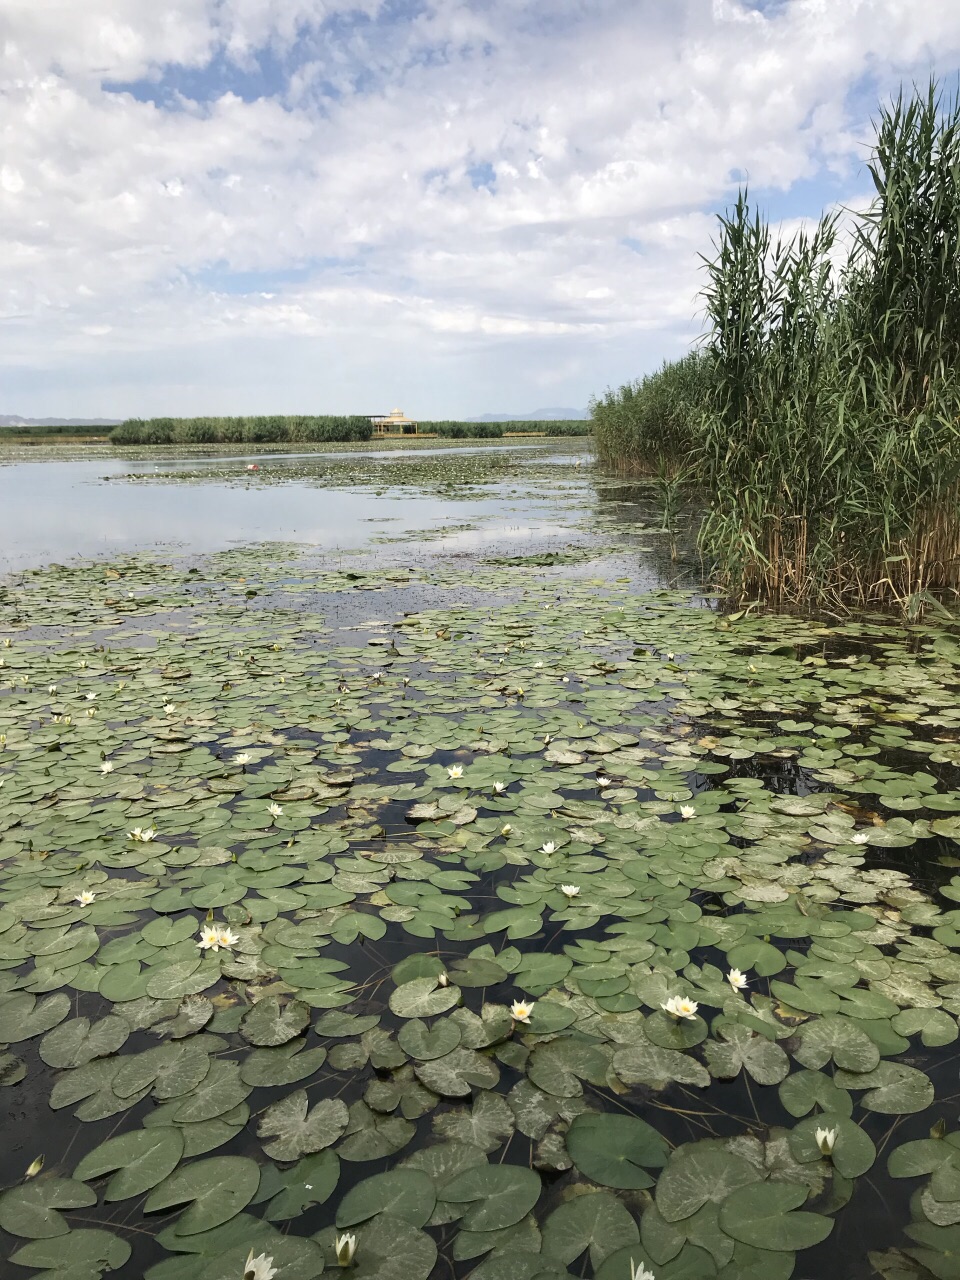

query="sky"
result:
[2,0,960,420]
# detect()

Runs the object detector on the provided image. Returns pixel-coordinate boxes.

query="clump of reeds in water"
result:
[700,80,960,612]
[590,351,710,476]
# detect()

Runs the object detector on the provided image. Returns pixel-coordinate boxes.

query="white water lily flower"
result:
[542,734,552,745]
[243,1249,278,1280]
[85,692,97,701]
[235,753,251,766]
[371,671,384,681]
[661,995,699,1021]
[128,826,157,842]
[86,708,97,717]
[267,802,283,818]
[540,841,556,855]
[851,832,869,844]
[437,972,449,987]
[493,781,507,793]
[727,968,748,992]
[510,999,534,1024]
[217,927,240,950]
[24,1155,43,1179]
[816,1126,837,1155]
[679,805,696,819]
[197,925,222,951]
[163,702,176,714]
[630,1261,656,1280]
[74,890,96,906]
[560,884,581,899]
[446,764,464,779]
[100,761,114,774]
[48,685,57,694]
[500,824,512,836]
[335,1233,357,1267]
[596,775,612,788]
[78,660,87,668]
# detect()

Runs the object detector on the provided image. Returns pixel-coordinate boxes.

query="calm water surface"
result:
[0,444,594,574]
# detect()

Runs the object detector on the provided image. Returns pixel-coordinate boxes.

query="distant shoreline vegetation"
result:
[108,417,591,444]
[0,423,114,439]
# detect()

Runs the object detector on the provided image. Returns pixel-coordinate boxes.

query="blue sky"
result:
[2,0,960,419]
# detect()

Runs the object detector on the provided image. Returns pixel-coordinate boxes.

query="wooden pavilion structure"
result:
[370,408,419,436]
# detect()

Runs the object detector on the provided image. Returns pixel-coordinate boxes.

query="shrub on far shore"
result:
[111,416,373,445]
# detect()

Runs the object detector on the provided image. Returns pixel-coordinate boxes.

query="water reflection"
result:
[0,448,590,574]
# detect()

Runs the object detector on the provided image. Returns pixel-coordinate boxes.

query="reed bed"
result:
[590,352,709,475]
[111,416,374,444]
[110,417,591,445]
[423,420,590,437]
[595,81,960,613]
[701,82,960,611]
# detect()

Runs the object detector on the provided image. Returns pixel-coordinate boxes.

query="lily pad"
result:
[257,1090,349,1160]
[442,1164,542,1231]
[74,1127,185,1200]
[336,1169,437,1228]
[389,977,462,1018]
[144,1155,260,1234]
[565,1112,669,1189]
[0,1177,97,1239]
[718,1180,833,1251]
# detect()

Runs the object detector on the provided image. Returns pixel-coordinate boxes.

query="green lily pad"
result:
[565,1112,669,1189]
[39,1014,129,1067]
[74,1127,185,1201]
[656,1145,759,1222]
[257,1090,349,1160]
[0,1177,97,1239]
[541,1189,639,1266]
[144,1155,260,1234]
[718,1180,833,1251]
[0,991,70,1041]
[704,1024,790,1084]
[398,1017,462,1061]
[389,977,462,1018]
[442,1164,541,1231]
[11,1228,131,1272]
[240,996,310,1046]
[336,1169,437,1228]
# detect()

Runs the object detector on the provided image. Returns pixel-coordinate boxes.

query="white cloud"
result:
[1,0,959,415]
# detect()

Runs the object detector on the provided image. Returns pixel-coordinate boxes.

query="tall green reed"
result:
[698,80,960,610]
[590,351,710,474]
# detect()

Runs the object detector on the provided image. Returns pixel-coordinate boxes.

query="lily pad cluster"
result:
[0,545,960,1278]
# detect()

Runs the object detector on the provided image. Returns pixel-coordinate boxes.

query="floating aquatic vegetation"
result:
[1,547,960,1278]
[110,444,586,497]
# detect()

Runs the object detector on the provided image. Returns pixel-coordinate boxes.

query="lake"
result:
[0,440,958,1280]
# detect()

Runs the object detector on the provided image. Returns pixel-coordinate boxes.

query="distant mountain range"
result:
[467,407,589,422]
[0,415,121,427]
